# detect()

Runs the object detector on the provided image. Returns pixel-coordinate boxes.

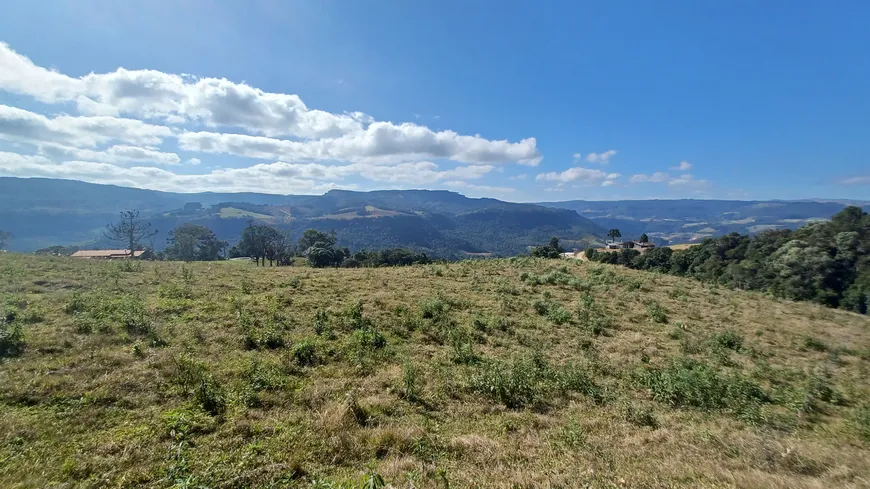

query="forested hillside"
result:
[0,178,603,257]
[590,206,870,314]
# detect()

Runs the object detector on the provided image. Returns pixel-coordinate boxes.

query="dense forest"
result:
[587,206,869,314]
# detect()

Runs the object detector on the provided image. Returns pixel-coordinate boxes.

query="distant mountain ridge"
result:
[2,177,867,254]
[537,199,870,245]
[0,178,603,256]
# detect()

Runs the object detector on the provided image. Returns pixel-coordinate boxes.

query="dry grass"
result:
[0,254,869,488]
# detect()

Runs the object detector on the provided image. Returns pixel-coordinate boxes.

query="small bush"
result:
[713,330,743,351]
[623,402,659,429]
[646,301,668,324]
[532,300,549,315]
[292,339,318,367]
[419,297,448,323]
[0,314,25,358]
[470,357,541,409]
[449,327,478,364]
[576,296,612,336]
[314,310,333,338]
[244,358,287,392]
[546,304,572,325]
[469,353,602,409]
[400,362,420,401]
[640,357,768,416]
[803,336,828,352]
[171,356,227,416]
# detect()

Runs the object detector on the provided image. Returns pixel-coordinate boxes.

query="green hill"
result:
[1,254,868,487]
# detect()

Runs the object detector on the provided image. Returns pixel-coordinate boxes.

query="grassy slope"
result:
[1,254,869,488]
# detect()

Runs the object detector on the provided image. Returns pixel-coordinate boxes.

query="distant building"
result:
[604,241,656,252]
[70,249,145,259]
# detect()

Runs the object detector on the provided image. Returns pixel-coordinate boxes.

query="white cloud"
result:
[177,124,541,166]
[443,180,514,194]
[536,167,620,184]
[629,171,708,188]
[0,43,363,139]
[37,143,181,165]
[629,172,670,183]
[585,150,617,164]
[670,160,692,171]
[572,153,581,161]
[0,42,543,195]
[0,105,172,148]
[601,180,617,187]
[0,151,352,194]
[840,176,870,185]
[508,174,528,180]
[668,174,708,187]
[0,42,539,165]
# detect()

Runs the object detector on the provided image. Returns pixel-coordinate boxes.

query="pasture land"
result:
[1,254,869,488]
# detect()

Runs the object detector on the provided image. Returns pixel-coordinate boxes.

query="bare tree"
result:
[104,210,157,256]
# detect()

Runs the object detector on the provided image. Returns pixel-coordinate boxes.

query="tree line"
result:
[583,206,869,314]
[92,211,431,268]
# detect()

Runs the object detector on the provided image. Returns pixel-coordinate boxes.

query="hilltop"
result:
[1,253,869,488]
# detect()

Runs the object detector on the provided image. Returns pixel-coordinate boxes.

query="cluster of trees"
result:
[231,223,295,266]
[163,224,228,262]
[225,223,429,268]
[586,207,870,314]
[531,237,565,258]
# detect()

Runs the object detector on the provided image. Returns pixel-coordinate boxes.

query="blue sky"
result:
[0,1,867,201]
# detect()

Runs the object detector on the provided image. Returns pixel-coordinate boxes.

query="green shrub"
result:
[623,402,659,429]
[400,362,420,401]
[449,327,478,364]
[171,356,227,416]
[314,310,332,337]
[546,304,572,325]
[469,353,602,409]
[239,310,285,350]
[244,358,287,392]
[646,301,668,324]
[802,336,828,352]
[640,357,768,416]
[292,339,318,366]
[470,357,542,409]
[532,300,549,315]
[0,314,25,358]
[713,330,743,351]
[419,297,448,323]
[576,295,612,336]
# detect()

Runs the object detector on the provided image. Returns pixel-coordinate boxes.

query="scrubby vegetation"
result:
[589,206,870,314]
[1,253,869,488]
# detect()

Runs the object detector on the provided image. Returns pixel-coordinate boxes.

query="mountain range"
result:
[0,178,601,257]
[1,177,867,256]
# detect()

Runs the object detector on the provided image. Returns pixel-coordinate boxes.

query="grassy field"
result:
[1,254,869,488]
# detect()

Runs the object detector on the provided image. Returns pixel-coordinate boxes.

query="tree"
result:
[298,229,337,254]
[238,222,283,266]
[0,230,12,250]
[639,233,649,243]
[104,211,157,256]
[307,246,345,268]
[531,236,564,258]
[607,229,622,243]
[165,224,227,261]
